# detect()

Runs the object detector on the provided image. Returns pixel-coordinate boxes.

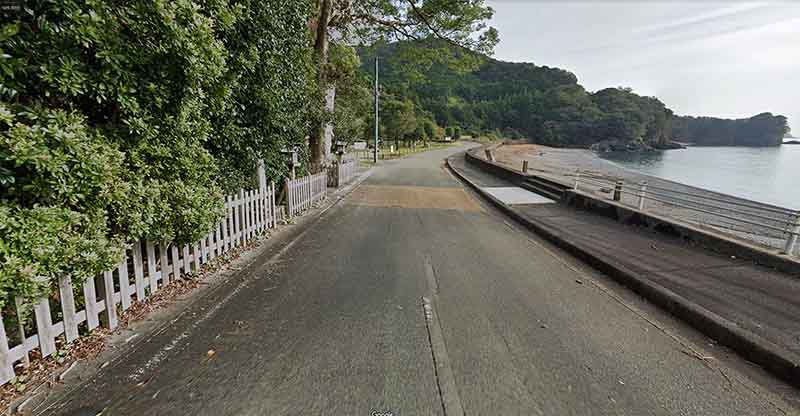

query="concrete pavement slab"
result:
[481,186,555,205]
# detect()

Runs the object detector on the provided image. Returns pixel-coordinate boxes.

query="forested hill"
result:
[673,113,789,146]
[359,42,788,148]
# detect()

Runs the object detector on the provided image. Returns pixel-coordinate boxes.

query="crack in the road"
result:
[422,296,464,416]
[424,256,440,295]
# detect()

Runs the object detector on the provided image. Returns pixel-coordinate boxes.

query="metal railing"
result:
[572,170,800,256]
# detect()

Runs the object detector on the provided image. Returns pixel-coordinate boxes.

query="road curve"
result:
[43,143,797,415]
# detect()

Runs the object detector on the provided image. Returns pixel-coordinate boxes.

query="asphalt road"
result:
[43,144,797,415]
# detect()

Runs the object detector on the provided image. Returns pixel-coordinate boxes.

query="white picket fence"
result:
[0,182,278,385]
[329,159,357,188]
[286,172,328,217]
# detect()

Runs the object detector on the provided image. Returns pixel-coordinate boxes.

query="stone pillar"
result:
[256,160,267,192]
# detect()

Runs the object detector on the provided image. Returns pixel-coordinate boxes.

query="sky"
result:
[485,1,800,132]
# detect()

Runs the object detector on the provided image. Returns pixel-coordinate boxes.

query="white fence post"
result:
[0,311,16,383]
[270,181,277,225]
[99,270,118,329]
[182,244,191,273]
[323,172,328,199]
[13,297,29,367]
[286,178,293,217]
[171,244,181,279]
[256,188,264,232]
[232,193,240,247]
[200,236,208,264]
[223,195,231,252]
[132,241,145,301]
[33,297,56,357]
[213,220,221,259]
[638,181,648,211]
[146,241,158,294]
[193,242,202,272]
[83,276,100,331]
[160,243,171,286]
[118,257,132,310]
[784,214,800,256]
[305,176,310,209]
[243,190,250,241]
[58,275,79,342]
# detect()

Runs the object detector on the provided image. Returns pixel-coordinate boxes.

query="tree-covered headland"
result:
[358,40,789,149]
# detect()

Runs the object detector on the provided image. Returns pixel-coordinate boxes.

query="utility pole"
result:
[373,57,379,164]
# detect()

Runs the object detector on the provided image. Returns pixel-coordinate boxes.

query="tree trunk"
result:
[323,85,336,162]
[309,0,333,173]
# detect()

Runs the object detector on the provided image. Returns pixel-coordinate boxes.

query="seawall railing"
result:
[573,172,800,256]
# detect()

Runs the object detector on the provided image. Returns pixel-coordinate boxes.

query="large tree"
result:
[307,0,498,171]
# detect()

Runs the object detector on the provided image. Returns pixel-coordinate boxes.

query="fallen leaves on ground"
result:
[0,237,266,412]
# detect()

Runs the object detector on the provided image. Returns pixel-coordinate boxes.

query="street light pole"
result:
[373,57,379,164]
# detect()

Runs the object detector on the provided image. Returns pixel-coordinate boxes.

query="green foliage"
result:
[361,41,674,148]
[364,41,787,149]
[413,124,426,140]
[0,105,126,305]
[0,0,314,307]
[329,44,372,144]
[422,119,435,139]
[346,0,498,55]
[309,0,498,168]
[207,0,315,189]
[673,113,788,146]
[381,96,418,140]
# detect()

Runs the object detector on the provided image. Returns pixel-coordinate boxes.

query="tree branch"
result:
[405,0,469,50]
[355,13,421,41]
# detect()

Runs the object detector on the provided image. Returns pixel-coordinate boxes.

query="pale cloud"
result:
[486,1,800,131]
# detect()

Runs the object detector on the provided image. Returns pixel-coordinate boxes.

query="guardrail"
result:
[0,182,279,385]
[573,171,800,256]
[286,171,328,217]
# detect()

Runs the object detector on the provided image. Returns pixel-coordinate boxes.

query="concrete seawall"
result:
[465,146,800,276]
[449,145,800,389]
[484,143,797,251]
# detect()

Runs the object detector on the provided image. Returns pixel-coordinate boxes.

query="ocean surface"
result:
[600,143,800,210]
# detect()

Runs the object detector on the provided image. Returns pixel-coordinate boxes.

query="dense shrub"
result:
[207,0,316,190]
[0,0,314,307]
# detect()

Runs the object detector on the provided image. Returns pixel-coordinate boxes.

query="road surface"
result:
[42,144,797,415]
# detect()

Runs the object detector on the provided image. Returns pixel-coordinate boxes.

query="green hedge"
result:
[0,0,314,308]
